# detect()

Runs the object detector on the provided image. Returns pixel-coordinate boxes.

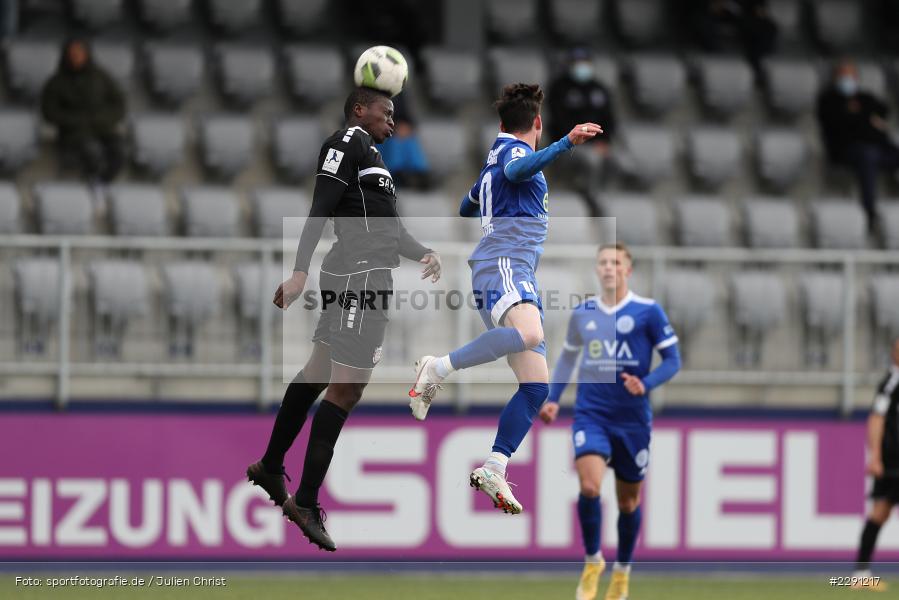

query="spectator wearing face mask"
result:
[817,59,899,233]
[547,48,616,216]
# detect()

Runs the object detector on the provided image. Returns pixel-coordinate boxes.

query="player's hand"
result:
[866,456,885,478]
[567,123,603,146]
[273,271,307,309]
[420,252,442,283]
[539,401,560,424]
[621,372,646,396]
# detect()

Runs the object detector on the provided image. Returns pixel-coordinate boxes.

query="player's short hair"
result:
[597,242,633,262]
[494,83,544,134]
[343,86,391,120]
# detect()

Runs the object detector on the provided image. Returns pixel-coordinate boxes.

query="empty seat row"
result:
[51,0,329,35]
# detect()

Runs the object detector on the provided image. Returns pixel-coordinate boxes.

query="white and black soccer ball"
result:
[353,45,408,97]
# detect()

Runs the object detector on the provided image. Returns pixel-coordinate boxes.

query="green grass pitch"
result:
[2,574,880,600]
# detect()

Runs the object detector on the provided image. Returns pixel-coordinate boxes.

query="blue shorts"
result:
[572,419,651,483]
[470,257,545,356]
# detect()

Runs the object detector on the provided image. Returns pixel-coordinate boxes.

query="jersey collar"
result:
[496,132,517,140]
[595,290,633,315]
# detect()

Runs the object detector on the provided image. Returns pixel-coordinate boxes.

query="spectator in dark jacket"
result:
[41,38,126,184]
[817,59,899,232]
[690,0,777,81]
[548,48,616,216]
[377,91,431,190]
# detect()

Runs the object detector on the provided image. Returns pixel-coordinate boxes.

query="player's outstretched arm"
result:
[397,219,441,282]
[504,122,603,183]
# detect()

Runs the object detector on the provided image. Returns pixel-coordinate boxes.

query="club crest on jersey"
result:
[574,430,586,447]
[616,315,635,334]
[635,448,649,468]
[322,148,344,174]
[372,346,383,365]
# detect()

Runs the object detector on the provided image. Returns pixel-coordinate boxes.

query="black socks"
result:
[260,372,326,473]
[856,519,882,570]
[295,400,348,507]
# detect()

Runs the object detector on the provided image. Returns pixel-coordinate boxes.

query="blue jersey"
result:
[467,132,549,269]
[566,292,678,426]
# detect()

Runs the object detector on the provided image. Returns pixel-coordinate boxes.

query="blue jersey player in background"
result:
[408,83,603,514]
[540,243,681,600]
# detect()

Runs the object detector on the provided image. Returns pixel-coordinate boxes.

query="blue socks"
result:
[617,506,642,565]
[578,494,601,556]
[491,382,548,456]
[449,327,526,370]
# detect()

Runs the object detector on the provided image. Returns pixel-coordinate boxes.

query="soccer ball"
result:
[353,45,408,97]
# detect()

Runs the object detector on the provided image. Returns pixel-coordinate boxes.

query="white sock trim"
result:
[434,355,453,378]
[484,451,509,475]
[585,553,603,564]
[612,562,631,573]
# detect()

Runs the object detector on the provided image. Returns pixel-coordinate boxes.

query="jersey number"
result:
[479,172,493,233]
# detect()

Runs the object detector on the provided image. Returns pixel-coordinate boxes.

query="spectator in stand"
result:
[547,48,616,216]
[817,59,899,234]
[41,38,127,190]
[377,91,431,190]
[689,0,777,81]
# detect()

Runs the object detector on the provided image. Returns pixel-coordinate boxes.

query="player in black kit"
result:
[246,86,441,552]
[852,337,899,590]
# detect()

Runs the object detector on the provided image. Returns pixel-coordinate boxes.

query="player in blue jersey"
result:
[408,83,602,514]
[540,243,680,600]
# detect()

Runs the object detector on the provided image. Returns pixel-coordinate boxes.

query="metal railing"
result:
[0,234,895,414]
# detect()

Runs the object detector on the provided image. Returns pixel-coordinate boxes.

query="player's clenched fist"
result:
[538,401,560,424]
[621,372,646,396]
[273,271,307,309]
[567,122,603,145]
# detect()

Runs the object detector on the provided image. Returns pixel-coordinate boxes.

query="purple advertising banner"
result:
[1,414,898,561]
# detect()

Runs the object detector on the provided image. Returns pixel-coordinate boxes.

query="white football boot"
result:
[469,466,523,514]
[408,355,444,420]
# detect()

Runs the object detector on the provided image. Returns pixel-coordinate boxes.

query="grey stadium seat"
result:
[137,0,193,31]
[198,115,254,179]
[421,47,482,106]
[675,196,731,247]
[272,116,322,182]
[180,186,240,238]
[485,0,538,40]
[592,55,619,92]
[89,261,149,321]
[488,47,549,93]
[130,113,186,177]
[870,276,899,338]
[857,61,887,99]
[233,262,282,321]
[769,0,803,45]
[284,45,345,106]
[763,59,819,117]
[810,199,866,249]
[108,184,168,236]
[613,0,665,47]
[162,262,220,324]
[811,0,862,50]
[398,191,459,244]
[33,182,93,235]
[215,44,274,106]
[550,0,603,43]
[754,128,808,191]
[600,193,659,246]
[694,56,753,118]
[546,191,595,245]
[15,258,60,323]
[743,197,800,248]
[799,272,844,336]
[252,187,311,239]
[69,0,123,29]
[144,42,204,105]
[731,271,787,332]
[206,0,262,34]
[0,183,21,234]
[276,0,329,36]
[627,54,687,116]
[4,38,59,100]
[686,127,742,189]
[879,201,899,250]
[661,269,716,334]
[0,110,38,173]
[418,120,467,181]
[92,40,134,87]
[615,125,676,188]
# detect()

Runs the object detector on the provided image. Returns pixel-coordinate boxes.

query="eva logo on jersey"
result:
[587,339,634,360]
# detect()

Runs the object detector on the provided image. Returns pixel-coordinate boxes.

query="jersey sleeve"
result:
[500,142,533,180]
[562,309,583,351]
[315,128,366,185]
[873,371,899,415]
[649,303,678,351]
